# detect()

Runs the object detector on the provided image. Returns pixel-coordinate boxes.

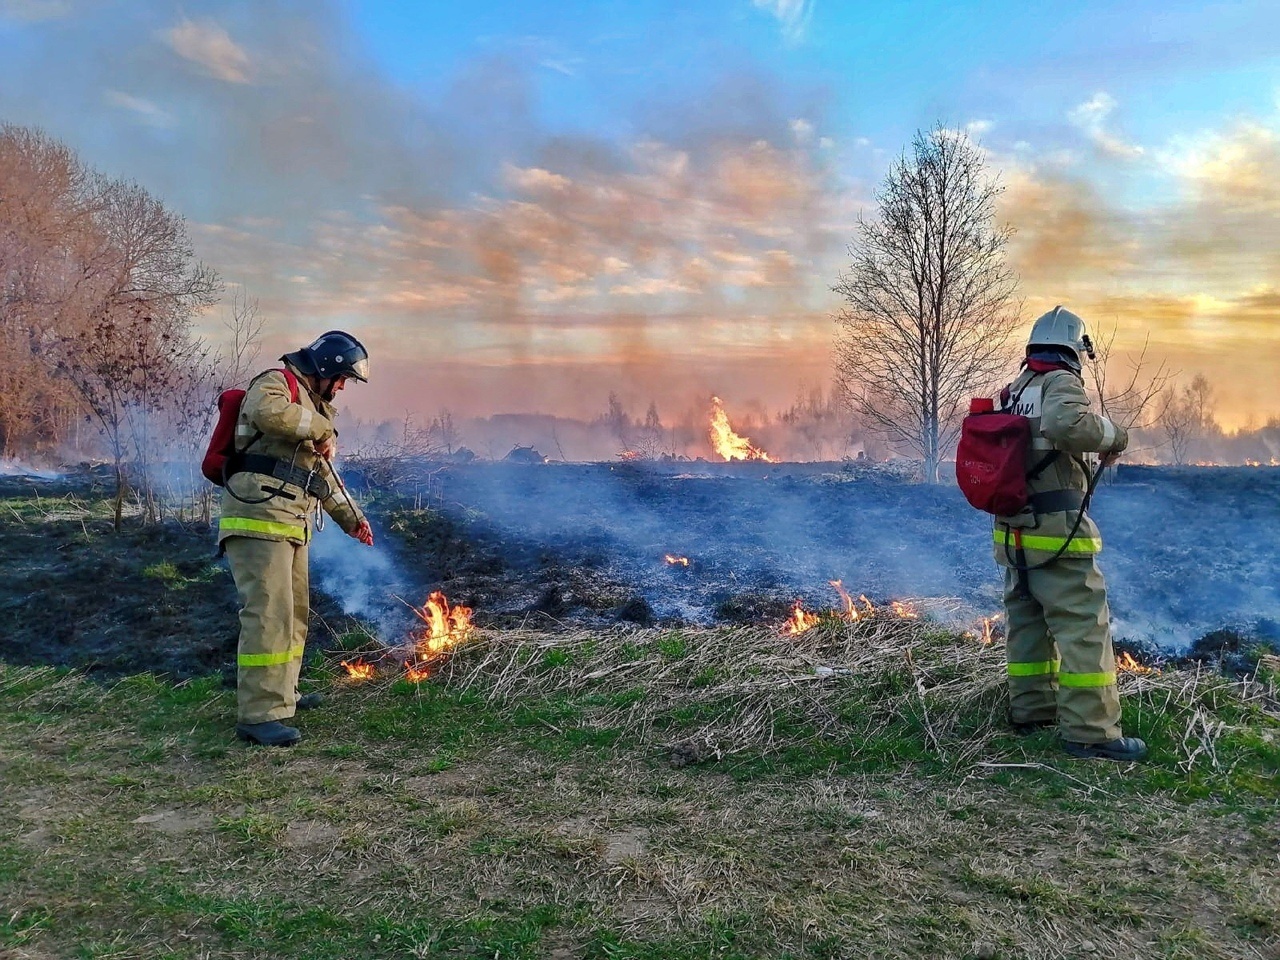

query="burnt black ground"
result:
[0,474,363,678]
[359,461,1280,654]
[3,462,1278,678]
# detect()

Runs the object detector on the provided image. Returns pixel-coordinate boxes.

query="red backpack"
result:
[201,368,300,486]
[955,396,1033,516]
[956,370,1061,516]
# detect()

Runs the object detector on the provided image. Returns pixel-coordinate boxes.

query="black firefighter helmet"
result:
[283,330,370,383]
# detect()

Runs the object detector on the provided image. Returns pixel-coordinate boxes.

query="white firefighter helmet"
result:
[1027,305,1090,359]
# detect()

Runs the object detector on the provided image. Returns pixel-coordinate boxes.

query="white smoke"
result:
[0,458,61,479]
[309,518,412,642]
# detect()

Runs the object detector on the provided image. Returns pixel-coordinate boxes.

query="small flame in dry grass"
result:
[401,591,477,683]
[1117,651,1159,675]
[786,583,927,633]
[403,660,433,683]
[414,591,474,658]
[828,580,861,621]
[709,396,776,463]
[784,600,821,635]
[980,613,1003,645]
[665,554,691,567]
[619,450,641,461]
[891,600,920,620]
[341,658,376,682]
[1244,457,1280,467]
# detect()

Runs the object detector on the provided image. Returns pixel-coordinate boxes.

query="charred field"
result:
[1,463,1279,960]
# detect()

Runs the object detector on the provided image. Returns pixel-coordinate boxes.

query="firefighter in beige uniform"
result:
[995,307,1147,762]
[220,331,374,747]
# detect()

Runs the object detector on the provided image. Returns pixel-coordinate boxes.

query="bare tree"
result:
[634,401,664,459]
[428,408,460,455]
[217,288,263,389]
[348,411,443,488]
[49,173,220,527]
[0,125,97,457]
[1160,387,1196,465]
[1084,325,1172,432]
[602,392,633,454]
[1158,373,1218,465]
[833,126,1020,482]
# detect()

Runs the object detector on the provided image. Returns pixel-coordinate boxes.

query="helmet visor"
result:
[348,356,370,382]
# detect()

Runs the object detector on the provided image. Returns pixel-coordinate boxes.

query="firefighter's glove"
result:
[1100,450,1121,468]
[351,519,374,546]
[316,436,337,461]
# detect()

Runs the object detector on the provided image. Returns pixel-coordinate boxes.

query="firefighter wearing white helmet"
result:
[219,330,375,747]
[994,306,1147,762]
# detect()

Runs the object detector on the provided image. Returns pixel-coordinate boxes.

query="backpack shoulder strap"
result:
[275,368,300,404]
[236,369,300,454]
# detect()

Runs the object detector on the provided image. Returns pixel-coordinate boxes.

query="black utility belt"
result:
[1029,490,1085,514]
[232,454,331,500]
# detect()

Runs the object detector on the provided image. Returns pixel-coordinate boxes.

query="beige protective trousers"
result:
[1004,557,1121,744]
[224,536,309,724]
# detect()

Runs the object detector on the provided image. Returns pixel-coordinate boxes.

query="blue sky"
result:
[2,0,1279,427]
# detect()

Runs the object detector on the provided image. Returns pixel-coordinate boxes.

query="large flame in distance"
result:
[709,397,776,462]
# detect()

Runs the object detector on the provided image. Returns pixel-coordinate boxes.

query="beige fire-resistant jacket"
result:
[217,363,365,545]
[993,366,1128,566]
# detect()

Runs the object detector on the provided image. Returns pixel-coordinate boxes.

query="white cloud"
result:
[163,19,251,84]
[1068,91,1144,160]
[753,0,815,44]
[104,90,173,128]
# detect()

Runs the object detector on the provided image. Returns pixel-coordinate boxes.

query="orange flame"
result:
[1116,651,1158,675]
[413,591,475,659]
[664,554,691,566]
[784,600,820,635]
[341,658,376,681]
[828,579,860,621]
[709,396,776,462]
[891,600,920,620]
[979,613,1004,645]
[404,660,433,683]
[619,450,641,461]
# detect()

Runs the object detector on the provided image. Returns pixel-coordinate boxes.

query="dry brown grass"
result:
[1,622,1278,959]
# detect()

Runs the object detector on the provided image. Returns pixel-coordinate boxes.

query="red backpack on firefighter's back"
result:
[955,377,1043,516]
[201,369,300,486]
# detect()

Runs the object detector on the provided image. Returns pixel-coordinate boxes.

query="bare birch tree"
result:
[833,126,1019,482]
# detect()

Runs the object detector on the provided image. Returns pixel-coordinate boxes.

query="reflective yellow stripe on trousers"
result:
[219,516,308,541]
[994,528,1101,554]
[1059,670,1117,687]
[238,644,306,668]
[1007,660,1060,677]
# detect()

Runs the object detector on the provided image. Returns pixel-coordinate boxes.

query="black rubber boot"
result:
[296,692,325,710]
[235,721,301,747]
[1063,736,1148,762]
